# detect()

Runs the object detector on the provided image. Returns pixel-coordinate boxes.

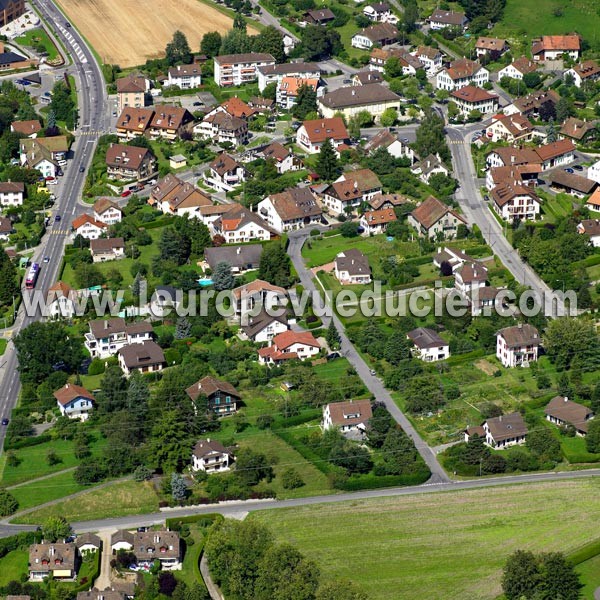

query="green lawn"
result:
[0,339,6,356]
[576,553,600,599]
[559,435,600,464]
[251,479,600,600]
[313,358,353,382]
[10,470,87,511]
[14,27,59,60]
[175,525,207,589]
[0,549,29,586]
[12,480,159,524]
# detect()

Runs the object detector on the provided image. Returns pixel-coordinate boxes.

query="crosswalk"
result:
[79,130,105,136]
[49,229,70,235]
[448,140,468,145]
[57,24,87,64]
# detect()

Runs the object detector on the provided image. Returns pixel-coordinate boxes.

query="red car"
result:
[121,190,132,198]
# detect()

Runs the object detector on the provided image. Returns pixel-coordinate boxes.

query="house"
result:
[334,249,372,285]
[186,375,241,415]
[577,219,600,247]
[0,180,24,208]
[296,117,350,154]
[482,412,528,448]
[436,59,489,91]
[545,396,594,436]
[247,96,275,113]
[213,53,276,87]
[485,113,535,144]
[407,327,450,362]
[532,34,580,61]
[258,330,321,365]
[548,170,597,198]
[428,8,467,30]
[131,530,180,570]
[0,216,12,241]
[303,8,335,25]
[257,62,321,93]
[475,37,508,60]
[363,3,397,23]
[0,0,25,29]
[0,45,36,71]
[360,208,397,235]
[171,156,188,171]
[46,281,78,319]
[318,84,401,121]
[71,214,108,240]
[559,117,598,144]
[454,262,488,296]
[206,153,247,192]
[219,97,257,120]
[485,164,541,190]
[78,591,125,600]
[93,198,122,225]
[412,46,443,75]
[503,89,560,118]
[20,137,68,178]
[239,309,289,342]
[496,323,540,368]
[149,174,212,216]
[110,530,134,553]
[258,186,322,232]
[450,85,499,116]
[231,279,287,317]
[116,73,150,113]
[84,317,153,359]
[192,439,233,473]
[321,168,382,215]
[433,246,476,273]
[393,50,424,76]
[369,47,407,73]
[351,23,398,50]
[256,142,302,174]
[408,195,466,239]
[90,237,126,262]
[211,205,275,244]
[485,146,541,169]
[148,106,194,141]
[115,107,154,140]
[369,192,409,210]
[167,64,202,89]
[29,543,78,580]
[470,285,501,316]
[277,76,319,110]
[498,56,538,81]
[535,139,575,169]
[197,202,243,227]
[491,181,541,222]
[564,60,600,88]
[204,244,263,273]
[11,119,41,138]
[75,533,102,555]
[149,285,181,318]
[411,153,448,183]
[363,128,414,162]
[53,383,94,421]
[322,399,373,435]
[105,143,156,181]
[117,341,166,376]
[195,111,248,146]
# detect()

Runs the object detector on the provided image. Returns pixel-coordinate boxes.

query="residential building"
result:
[211,205,275,244]
[485,164,541,190]
[450,85,499,116]
[503,89,560,118]
[359,207,397,235]
[432,246,476,273]
[213,53,276,87]
[231,279,287,317]
[321,168,382,215]
[535,139,576,169]
[475,37,508,60]
[197,202,242,227]
[110,530,134,553]
[363,128,414,162]
[548,170,597,198]
[564,60,600,87]
[334,249,372,284]
[148,106,194,141]
[53,383,94,421]
[78,591,124,600]
[149,174,212,216]
[436,58,489,91]
[491,180,541,222]
[258,187,322,232]
[71,214,108,240]
[498,56,538,81]
[0,45,36,70]
[75,534,102,555]
[90,237,126,262]
[93,198,123,225]
[412,46,443,75]
[247,96,275,113]
[116,73,150,113]
[10,119,41,138]
[408,195,466,239]
[239,310,289,343]
[0,181,24,208]
[84,317,153,359]
[206,153,247,192]
[186,375,241,415]
[322,399,373,434]
[363,2,397,23]
[258,330,321,365]
[577,219,600,247]
[369,47,406,73]
[149,285,181,318]
[586,188,600,212]
[559,117,597,144]
[545,396,594,436]
[588,162,600,185]
[20,137,68,178]
[411,153,448,184]
[105,143,156,182]
[485,113,535,144]
[296,117,349,154]
[167,64,202,89]
[369,192,409,210]
[496,323,540,368]
[303,8,335,25]
[482,412,528,448]
[115,107,154,140]
[427,8,468,30]
[351,22,398,50]
[470,286,501,316]
[46,281,78,319]
[257,62,321,92]
[0,216,12,241]
[130,530,180,570]
[532,34,581,61]
[318,84,401,121]
[407,327,450,362]
[219,97,257,120]
[29,543,78,580]
[255,142,302,174]
[0,0,25,28]
[454,262,488,296]
[485,146,541,169]
[277,76,319,110]
[117,341,166,376]
[204,244,263,273]
[192,439,233,473]
[194,111,248,146]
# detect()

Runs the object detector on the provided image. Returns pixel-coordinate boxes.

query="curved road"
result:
[0,0,107,449]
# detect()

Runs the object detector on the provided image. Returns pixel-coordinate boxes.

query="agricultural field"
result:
[56,0,256,67]
[252,479,600,600]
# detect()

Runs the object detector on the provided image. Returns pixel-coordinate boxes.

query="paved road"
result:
[0,0,108,450]
[286,230,449,483]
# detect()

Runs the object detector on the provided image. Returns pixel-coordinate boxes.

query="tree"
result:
[538,552,582,600]
[402,0,419,32]
[220,28,253,55]
[235,448,273,486]
[201,31,222,58]
[384,56,403,78]
[159,227,189,265]
[233,13,246,32]
[132,271,145,299]
[546,118,557,142]
[383,332,410,365]
[262,81,277,101]
[42,516,72,542]
[543,318,599,371]
[326,320,341,350]
[252,26,285,63]
[414,111,450,163]
[158,571,178,596]
[175,317,192,340]
[379,107,398,127]
[213,261,235,291]
[340,221,359,237]
[281,468,304,489]
[0,244,19,307]
[171,472,188,501]
[74,461,105,485]
[316,581,368,600]
[258,242,292,287]
[315,138,342,180]
[292,84,318,120]
[0,489,18,517]
[165,30,192,66]
[586,418,600,453]
[555,96,572,123]
[49,81,76,129]
[149,410,194,473]
[97,364,127,413]
[299,26,340,60]
[502,550,540,599]
[522,71,541,88]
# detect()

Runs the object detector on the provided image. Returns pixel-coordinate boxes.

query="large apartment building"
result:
[214,53,275,87]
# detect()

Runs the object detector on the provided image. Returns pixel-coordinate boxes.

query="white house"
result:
[491,181,541,223]
[334,249,372,285]
[411,46,443,75]
[257,62,322,93]
[411,154,449,184]
[71,214,109,240]
[321,168,382,215]
[258,187,322,233]
[0,181,24,208]
[482,412,528,448]
[167,64,202,89]
[436,59,489,91]
[498,56,538,81]
[53,383,94,421]
[46,281,78,319]
[213,52,276,87]
[496,324,540,368]
[206,153,247,193]
[194,112,249,146]
[484,113,535,144]
[408,195,466,239]
[363,2,397,23]
[231,279,287,317]
[239,310,289,343]
[532,35,580,61]
[93,198,122,225]
[322,399,373,434]
[296,117,350,154]
[428,8,468,30]
[117,341,166,376]
[191,439,232,473]
[565,60,600,88]
[84,317,153,359]
[256,142,302,174]
[450,85,499,116]
[90,237,126,262]
[363,129,414,162]
[577,219,600,247]
[454,262,488,296]
[544,396,594,436]
[406,327,450,362]
[351,22,398,50]
[210,205,274,244]
[359,207,397,235]
[258,330,321,365]
[277,76,320,110]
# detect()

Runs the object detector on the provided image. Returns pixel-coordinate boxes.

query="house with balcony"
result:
[359,207,397,235]
[485,113,536,144]
[296,117,350,154]
[131,530,180,570]
[450,85,499,116]
[116,73,151,113]
[238,309,289,343]
[84,317,153,359]
[411,46,443,75]
[454,262,488,297]
[167,64,202,89]
[258,330,321,365]
[192,439,233,473]
[334,249,371,285]
[93,198,122,225]
[29,543,78,580]
[206,153,247,192]
[53,383,94,421]
[148,106,194,141]
[436,59,489,91]
[496,324,540,368]
[407,327,450,362]
[257,62,321,92]
[321,168,382,215]
[71,214,108,240]
[186,375,241,415]
[115,107,154,140]
[149,174,212,216]
[210,205,275,244]
[214,52,275,87]
[118,341,166,376]
[491,180,541,222]
[408,195,466,239]
[258,186,323,233]
[194,111,248,146]
[105,143,156,182]
[277,75,320,110]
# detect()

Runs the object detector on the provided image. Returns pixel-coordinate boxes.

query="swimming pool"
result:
[198,279,214,287]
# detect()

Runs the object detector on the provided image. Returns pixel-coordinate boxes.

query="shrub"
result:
[87,358,106,376]
[257,415,274,430]
[0,490,18,517]
[281,467,304,489]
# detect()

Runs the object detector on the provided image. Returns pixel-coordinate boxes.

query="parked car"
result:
[326,352,341,361]
[1,418,9,426]
[65,21,71,27]
[564,167,574,173]
[574,165,584,171]
[192,101,203,106]
[121,190,132,198]
[370,369,376,376]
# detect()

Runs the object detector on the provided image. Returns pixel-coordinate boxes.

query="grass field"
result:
[9,469,86,511]
[14,27,59,60]
[57,0,257,67]
[0,549,28,586]
[576,554,600,598]
[0,339,6,356]
[252,479,600,600]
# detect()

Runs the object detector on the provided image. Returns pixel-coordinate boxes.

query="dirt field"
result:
[58,0,256,67]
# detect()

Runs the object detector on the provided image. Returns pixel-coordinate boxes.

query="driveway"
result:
[94,529,114,590]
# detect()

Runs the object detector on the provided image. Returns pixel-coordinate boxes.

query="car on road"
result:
[121,190,132,198]
[402,137,409,143]
[564,167,574,173]
[43,256,50,263]
[65,21,71,27]
[54,215,61,222]
[1,418,8,426]
[484,195,490,201]
[43,91,51,97]
[112,111,117,117]
[574,165,584,171]
[343,79,352,84]
[79,164,85,173]
[370,369,376,376]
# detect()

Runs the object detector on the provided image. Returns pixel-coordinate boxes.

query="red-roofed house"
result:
[408,196,466,239]
[72,214,108,240]
[450,85,498,116]
[296,117,350,154]
[322,399,372,435]
[485,113,536,144]
[277,76,320,110]
[46,281,78,319]
[54,383,94,420]
[359,208,397,235]
[206,152,247,192]
[532,35,580,61]
[491,181,541,222]
[321,169,382,215]
[258,330,321,365]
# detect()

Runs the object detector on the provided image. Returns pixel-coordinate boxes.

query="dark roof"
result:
[29,543,76,574]
[321,84,400,110]
[214,53,275,65]
[132,530,179,562]
[0,51,29,65]
[186,376,240,402]
[410,196,466,229]
[117,341,165,369]
[549,170,597,194]
[106,144,153,170]
[240,309,288,338]
[204,244,263,270]
[428,8,467,25]
[545,396,593,432]
[325,399,372,427]
[496,324,539,348]
[77,591,125,600]
[407,327,447,349]
[90,237,126,253]
[53,383,95,407]
[75,533,102,549]
[111,530,134,547]
[192,438,229,460]
[353,22,398,43]
[485,412,528,442]
[354,70,383,85]
[257,62,320,76]
[335,249,371,276]
[266,186,322,221]
[304,8,335,21]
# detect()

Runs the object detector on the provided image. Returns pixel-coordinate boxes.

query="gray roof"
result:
[0,51,28,66]
[319,84,400,110]
[407,327,447,349]
[204,244,263,270]
[240,309,288,338]
[75,533,102,549]
[485,412,528,442]
[257,62,320,76]
[335,248,371,276]
[496,324,539,348]
[117,341,165,369]
[111,530,134,547]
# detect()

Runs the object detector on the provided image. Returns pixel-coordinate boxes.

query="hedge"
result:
[70,551,100,593]
[572,254,600,269]
[275,430,339,475]
[272,409,321,429]
[336,470,431,491]
[4,432,52,451]
[568,537,600,565]
[0,531,42,559]
[142,217,173,230]
[165,513,223,530]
